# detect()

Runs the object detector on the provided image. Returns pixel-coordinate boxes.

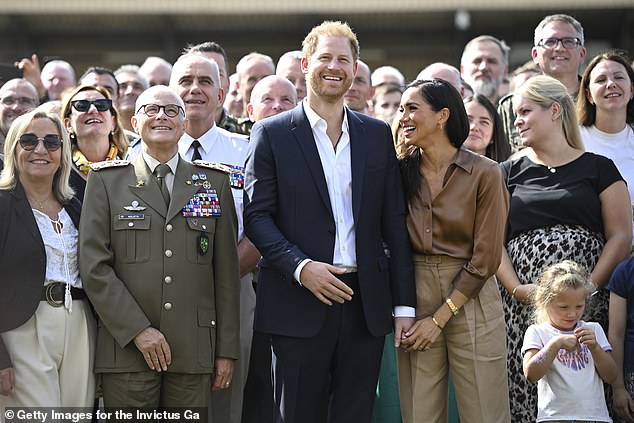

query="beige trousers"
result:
[397,255,510,423]
[0,300,96,409]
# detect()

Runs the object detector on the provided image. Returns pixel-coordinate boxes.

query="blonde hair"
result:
[533,260,594,324]
[60,84,128,157]
[513,75,584,150]
[302,21,360,62]
[0,107,75,203]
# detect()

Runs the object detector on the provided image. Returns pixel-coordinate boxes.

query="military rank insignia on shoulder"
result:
[193,160,231,174]
[89,159,131,171]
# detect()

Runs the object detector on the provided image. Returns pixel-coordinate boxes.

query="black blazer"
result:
[244,104,416,338]
[0,182,81,369]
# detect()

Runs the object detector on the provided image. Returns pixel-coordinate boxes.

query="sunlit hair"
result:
[60,84,128,157]
[0,107,74,202]
[513,75,584,150]
[399,79,469,204]
[533,260,594,324]
[534,14,585,46]
[463,94,511,162]
[302,21,360,62]
[577,51,634,127]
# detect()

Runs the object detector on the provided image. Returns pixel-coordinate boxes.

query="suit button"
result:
[164,302,172,310]
[166,224,173,232]
[164,276,172,284]
[165,249,173,257]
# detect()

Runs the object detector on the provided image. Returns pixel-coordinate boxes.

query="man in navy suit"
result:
[244,21,416,423]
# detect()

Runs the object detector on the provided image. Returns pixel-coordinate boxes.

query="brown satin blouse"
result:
[406,148,509,298]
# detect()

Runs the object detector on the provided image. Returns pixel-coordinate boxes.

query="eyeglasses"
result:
[70,99,113,113]
[136,104,185,118]
[536,37,582,49]
[18,134,63,151]
[1,96,37,107]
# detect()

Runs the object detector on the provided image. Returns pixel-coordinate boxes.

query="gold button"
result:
[128,222,134,227]
[211,320,216,326]
[164,276,172,284]
[166,224,173,232]
[164,302,172,311]
[165,250,173,257]
[202,224,207,230]
[425,229,431,233]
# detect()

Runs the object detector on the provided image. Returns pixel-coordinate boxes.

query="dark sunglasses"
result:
[18,134,63,151]
[70,99,112,113]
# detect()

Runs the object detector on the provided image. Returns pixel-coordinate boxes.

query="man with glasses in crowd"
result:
[79,85,240,411]
[498,14,586,151]
[0,78,39,148]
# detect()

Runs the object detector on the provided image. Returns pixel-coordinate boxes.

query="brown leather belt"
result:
[41,282,87,307]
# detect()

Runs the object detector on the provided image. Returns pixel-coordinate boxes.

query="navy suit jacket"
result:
[244,104,415,338]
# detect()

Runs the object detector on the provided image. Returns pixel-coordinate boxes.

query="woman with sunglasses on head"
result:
[0,107,95,408]
[496,75,632,422]
[396,79,511,423]
[61,85,128,201]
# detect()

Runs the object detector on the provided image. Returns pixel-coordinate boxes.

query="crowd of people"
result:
[0,10,634,423]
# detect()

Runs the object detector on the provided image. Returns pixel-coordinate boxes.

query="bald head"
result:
[276,50,307,101]
[40,60,76,101]
[139,56,173,87]
[248,75,297,122]
[417,63,464,97]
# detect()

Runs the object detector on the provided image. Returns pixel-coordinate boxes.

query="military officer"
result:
[79,85,240,409]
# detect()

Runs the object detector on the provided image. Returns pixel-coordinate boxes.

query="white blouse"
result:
[33,207,82,289]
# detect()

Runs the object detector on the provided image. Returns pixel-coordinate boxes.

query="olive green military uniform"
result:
[79,154,240,408]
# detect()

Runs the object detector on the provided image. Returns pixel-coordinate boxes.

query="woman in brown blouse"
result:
[396,79,511,423]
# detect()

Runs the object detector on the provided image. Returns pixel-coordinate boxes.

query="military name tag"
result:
[118,214,145,220]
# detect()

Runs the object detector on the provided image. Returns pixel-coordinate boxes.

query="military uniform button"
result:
[165,249,173,257]
[166,224,173,232]
[202,224,207,230]
[128,222,134,227]
[211,320,216,326]
[164,302,172,310]
[164,276,172,284]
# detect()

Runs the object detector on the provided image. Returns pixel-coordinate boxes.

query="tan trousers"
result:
[397,255,510,423]
[0,300,96,409]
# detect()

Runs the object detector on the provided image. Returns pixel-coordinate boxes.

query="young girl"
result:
[522,260,617,422]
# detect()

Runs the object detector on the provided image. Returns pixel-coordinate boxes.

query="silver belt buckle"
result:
[45,282,64,307]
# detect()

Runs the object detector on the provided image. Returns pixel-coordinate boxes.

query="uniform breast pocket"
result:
[186,218,216,264]
[112,215,151,263]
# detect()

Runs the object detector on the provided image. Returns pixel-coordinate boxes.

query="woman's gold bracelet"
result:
[432,316,443,330]
[511,286,519,300]
[445,298,459,316]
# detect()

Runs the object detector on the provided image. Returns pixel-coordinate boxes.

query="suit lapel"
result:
[347,109,366,226]
[166,158,199,223]
[128,155,167,217]
[11,183,44,252]
[291,105,333,218]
